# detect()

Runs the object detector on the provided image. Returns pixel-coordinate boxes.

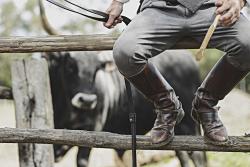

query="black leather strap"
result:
[46,0,131,25]
[137,0,144,14]
[124,79,137,167]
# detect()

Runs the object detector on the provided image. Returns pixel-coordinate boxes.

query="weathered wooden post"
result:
[11,58,54,167]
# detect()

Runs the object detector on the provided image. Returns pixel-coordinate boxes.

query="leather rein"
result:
[45,0,131,25]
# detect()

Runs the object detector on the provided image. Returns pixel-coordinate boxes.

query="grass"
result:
[142,155,174,167]
[208,152,250,167]
[141,152,250,167]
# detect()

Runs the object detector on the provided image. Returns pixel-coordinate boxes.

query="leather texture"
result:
[127,63,184,145]
[192,56,249,145]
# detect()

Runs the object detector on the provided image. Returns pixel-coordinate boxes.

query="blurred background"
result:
[1,0,250,167]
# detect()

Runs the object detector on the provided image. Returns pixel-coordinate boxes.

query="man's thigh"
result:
[113,2,187,76]
[117,2,187,53]
[195,13,250,69]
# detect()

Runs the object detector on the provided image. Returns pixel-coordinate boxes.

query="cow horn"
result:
[38,0,60,35]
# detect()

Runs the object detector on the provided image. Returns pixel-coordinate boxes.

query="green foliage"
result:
[0,54,11,86]
[192,49,250,93]
[0,0,121,86]
[0,2,20,36]
[0,54,30,87]
[0,0,37,86]
[190,49,224,80]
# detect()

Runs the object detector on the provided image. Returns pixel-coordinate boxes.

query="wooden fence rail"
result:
[0,34,200,53]
[0,128,250,152]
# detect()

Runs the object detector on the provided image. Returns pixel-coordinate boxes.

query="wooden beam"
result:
[0,128,249,152]
[11,59,54,167]
[0,35,200,53]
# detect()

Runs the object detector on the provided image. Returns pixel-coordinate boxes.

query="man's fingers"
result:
[104,15,123,28]
[220,8,235,21]
[114,16,123,24]
[216,2,231,14]
[222,15,239,26]
[104,14,117,28]
[103,1,123,29]
[215,0,242,27]
[221,12,239,26]
[229,17,239,25]
[117,16,123,22]
[114,19,121,25]
[222,18,237,27]
[215,0,224,7]
[218,1,240,26]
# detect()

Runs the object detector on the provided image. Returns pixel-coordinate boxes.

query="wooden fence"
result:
[0,34,250,167]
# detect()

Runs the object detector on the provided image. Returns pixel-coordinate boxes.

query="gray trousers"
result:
[113,0,250,77]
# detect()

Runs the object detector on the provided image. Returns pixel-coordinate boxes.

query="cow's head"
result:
[63,51,119,131]
[71,51,116,109]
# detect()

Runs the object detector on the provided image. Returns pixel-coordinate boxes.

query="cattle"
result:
[44,50,207,167]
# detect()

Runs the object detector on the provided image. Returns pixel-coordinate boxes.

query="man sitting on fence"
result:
[104,0,250,146]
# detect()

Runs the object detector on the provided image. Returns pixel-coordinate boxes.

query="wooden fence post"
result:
[11,58,54,167]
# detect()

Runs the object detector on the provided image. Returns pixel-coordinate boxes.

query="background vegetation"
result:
[0,0,118,87]
[1,1,250,167]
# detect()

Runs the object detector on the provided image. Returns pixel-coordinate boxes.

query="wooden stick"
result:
[196,15,221,61]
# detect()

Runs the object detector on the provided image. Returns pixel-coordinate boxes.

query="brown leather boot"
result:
[192,56,249,145]
[127,63,184,146]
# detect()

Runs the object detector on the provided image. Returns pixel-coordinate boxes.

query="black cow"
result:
[46,50,207,167]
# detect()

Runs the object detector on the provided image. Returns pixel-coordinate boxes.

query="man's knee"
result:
[226,20,250,71]
[113,34,148,76]
[113,35,135,74]
[226,37,250,71]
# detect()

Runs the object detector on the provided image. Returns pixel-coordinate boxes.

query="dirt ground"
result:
[0,88,250,167]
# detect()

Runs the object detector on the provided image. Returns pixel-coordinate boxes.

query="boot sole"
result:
[152,109,185,147]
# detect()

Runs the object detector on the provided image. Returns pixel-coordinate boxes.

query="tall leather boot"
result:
[126,62,184,145]
[192,56,249,145]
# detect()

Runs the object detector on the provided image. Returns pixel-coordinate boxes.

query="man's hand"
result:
[215,0,246,27]
[104,1,124,29]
